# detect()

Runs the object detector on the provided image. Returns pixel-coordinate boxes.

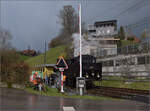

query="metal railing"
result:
[96,39,150,58]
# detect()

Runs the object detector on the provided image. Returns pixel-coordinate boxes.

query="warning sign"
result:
[56,56,68,69]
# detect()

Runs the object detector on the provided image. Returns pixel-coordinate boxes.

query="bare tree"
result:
[0,28,12,51]
[49,5,78,49]
[48,5,78,58]
[58,5,78,36]
[0,28,30,86]
[0,28,13,82]
[49,5,87,58]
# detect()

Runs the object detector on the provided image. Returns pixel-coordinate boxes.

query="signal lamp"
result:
[86,74,89,78]
[97,74,100,78]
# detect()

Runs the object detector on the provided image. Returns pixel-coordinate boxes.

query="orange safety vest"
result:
[33,80,37,85]
[33,74,37,84]
[63,75,66,81]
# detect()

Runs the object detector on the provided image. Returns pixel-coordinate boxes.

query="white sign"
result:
[59,68,64,72]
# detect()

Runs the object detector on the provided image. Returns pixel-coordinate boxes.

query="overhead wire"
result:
[83,0,149,36]
[84,0,145,24]
[85,0,128,23]
[123,16,150,35]
[125,16,150,27]
[76,0,150,37]
[0,0,130,1]
[84,0,149,24]
[115,0,149,18]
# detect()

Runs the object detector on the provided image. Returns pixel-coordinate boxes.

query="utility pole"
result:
[44,41,46,64]
[0,0,1,27]
[28,45,31,51]
[0,0,1,83]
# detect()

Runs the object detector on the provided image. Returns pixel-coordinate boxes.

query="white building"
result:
[73,20,120,57]
[88,20,119,57]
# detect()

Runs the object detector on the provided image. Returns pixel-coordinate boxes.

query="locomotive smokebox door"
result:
[76,77,85,88]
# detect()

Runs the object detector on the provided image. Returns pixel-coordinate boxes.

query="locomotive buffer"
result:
[56,56,68,93]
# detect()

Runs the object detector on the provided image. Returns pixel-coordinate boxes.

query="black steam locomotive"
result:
[62,55,102,88]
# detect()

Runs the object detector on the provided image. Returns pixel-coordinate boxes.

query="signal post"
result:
[56,56,68,93]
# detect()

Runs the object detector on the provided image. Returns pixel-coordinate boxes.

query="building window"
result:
[137,56,150,65]
[137,56,145,65]
[103,60,114,67]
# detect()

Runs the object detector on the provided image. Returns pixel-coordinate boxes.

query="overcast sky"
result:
[0,0,150,52]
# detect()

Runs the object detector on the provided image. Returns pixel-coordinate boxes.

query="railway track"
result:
[95,86,150,95]
[88,86,150,104]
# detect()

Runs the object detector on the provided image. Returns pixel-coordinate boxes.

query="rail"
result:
[88,86,150,104]
[102,78,150,82]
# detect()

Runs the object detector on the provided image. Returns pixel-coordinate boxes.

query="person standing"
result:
[45,73,48,85]
[39,83,42,92]
[33,72,38,90]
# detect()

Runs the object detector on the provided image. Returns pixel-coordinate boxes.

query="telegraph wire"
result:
[122,16,150,38]
[0,0,130,1]
[85,0,146,24]
[125,16,150,28]
[115,0,149,18]
[85,0,125,23]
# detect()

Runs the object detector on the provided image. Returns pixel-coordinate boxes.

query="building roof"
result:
[22,49,36,54]
[94,20,117,27]
[35,64,56,68]
[87,37,120,41]
[127,35,140,43]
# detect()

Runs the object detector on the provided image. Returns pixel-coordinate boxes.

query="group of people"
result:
[33,72,46,92]
[32,71,67,92]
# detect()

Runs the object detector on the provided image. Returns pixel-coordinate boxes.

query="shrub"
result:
[7,82,12,88]
[1,49,30,85]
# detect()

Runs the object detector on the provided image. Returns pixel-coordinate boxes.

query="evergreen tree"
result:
[118,26,125,40]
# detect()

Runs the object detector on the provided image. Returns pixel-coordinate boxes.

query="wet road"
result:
[0,87,149,111]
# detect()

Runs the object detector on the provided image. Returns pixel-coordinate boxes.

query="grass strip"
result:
[94,80,150,90]
[25,87,120,101]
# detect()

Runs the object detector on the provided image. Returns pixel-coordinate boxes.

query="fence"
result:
[97,39,150,58]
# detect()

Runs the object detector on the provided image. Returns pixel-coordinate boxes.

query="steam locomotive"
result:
[60,55,102,88]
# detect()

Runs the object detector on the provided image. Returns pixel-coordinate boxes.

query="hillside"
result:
[18,54,31,62]
[25,45,67,66]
